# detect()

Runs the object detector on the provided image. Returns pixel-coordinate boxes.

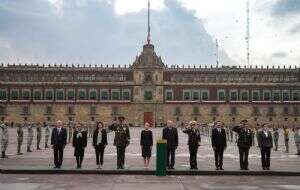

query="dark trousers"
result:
[238,147,249,169]
[95,144,105,165]
[214,148,224,168]
[166,147,175,168]
[117,146,126,169]
[76,155,84,167]
[261,147,271,168]
[189,146,198,169]
[53,145,64,167]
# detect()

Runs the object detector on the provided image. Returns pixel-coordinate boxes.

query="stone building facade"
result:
[0,43,300,127]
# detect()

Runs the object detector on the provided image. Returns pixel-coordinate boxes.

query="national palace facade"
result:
[0,43,300,127]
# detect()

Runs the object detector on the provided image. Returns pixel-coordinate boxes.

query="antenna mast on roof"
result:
[246,0,250,66]
[147,0,151,44]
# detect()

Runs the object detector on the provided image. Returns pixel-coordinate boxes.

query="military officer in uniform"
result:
[36,122,42,150]
[233,120,253,170]
[27,123,34,152]
[0,121,9,158]
[17,123,24,155]
[181,121,201,169]
[109,116,130,169]
[44,122,51,148]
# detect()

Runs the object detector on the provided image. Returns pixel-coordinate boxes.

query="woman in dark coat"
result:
[257,123,273,170]
[72,123,87,169]
[93,121,108,169]
[140,122,153,169]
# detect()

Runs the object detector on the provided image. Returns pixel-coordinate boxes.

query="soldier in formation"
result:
[27,123,34,152]
[0,121,9,158]
[36,122,42,150]
[17,123,24,155]
[44,122,51,148]
[273,126,279,151]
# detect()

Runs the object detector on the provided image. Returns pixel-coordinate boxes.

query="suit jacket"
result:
[258,131,273,148]
[72,130,87,156]
[51,127,67,147]
[182,128,201,147]
[233,126,253,148]
[93,128,108,146]
[211,127,227,149]
[162,127,178,148]
[140,130,153,146]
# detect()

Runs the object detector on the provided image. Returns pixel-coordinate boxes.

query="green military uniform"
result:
[45,124,50,148]
[109,122,130,169]
[273,128,279,151]
[36,123,42,150]
[27,124,34,152]
[17,124,24,155]
[0,123,9,158]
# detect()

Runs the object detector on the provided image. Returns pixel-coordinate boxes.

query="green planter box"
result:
[156,139,167,176]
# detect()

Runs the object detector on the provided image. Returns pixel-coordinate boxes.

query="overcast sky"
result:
[0,0,299,67]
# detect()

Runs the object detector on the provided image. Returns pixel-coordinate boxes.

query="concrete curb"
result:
[1,168,300,176]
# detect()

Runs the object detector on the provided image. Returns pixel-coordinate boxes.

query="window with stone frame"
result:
[240,90,249,101]
[282,90,290,101]
[0,106,6,115]
[100,90,109,100]
[230,90,238,101]
[78,90,86,100]
[11,90,19,100]
[67,90,75,100]
[67,106,75,115]
[217,90,226,101]
[192,91,200,101]
[292,91,300,101]
[192,106,200,115]
[165,90,173,101]
[90,105,97,115]
[45,106,53,115]
[33,90,42,100]
[263,91,271,101]
[22,105,30,115]
[45,90,54,100]
[111,106,118,116]
[22,90,30,100]
[293,107,299,116]
[56,90,64,100]
[273,91,281,101]
[201,90,209,101]
[252,90,260,101]
[174,107,181,116]
[122,89,130,101]
[0,90,7,101]
[252,106,261,116]
[267,107,275,116]
[89,90,97,100]
[111,90,120,100]
[183,90,191,101]
[283,107,289,115]
[144,90,153,101]
[211,106,218,116]
[230,107,238,115]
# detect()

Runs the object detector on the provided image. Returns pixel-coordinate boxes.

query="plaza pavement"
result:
[0,127,300,173]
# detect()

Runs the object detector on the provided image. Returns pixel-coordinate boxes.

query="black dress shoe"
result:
[263,167,266,170]
[266,167,270,170]
[219,168,224,170]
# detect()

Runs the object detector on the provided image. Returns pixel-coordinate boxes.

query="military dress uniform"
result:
[36,124,42,150]
[27,124,34,152]
[17,124,24,155]
[45,124,50,148]
[273,128,279,151]
[0,123,9,158]
[182,127,201,169]
[109,123,130,169]
[233,126,253,170]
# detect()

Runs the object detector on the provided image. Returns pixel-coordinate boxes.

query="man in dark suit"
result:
[162,120,178,169]
[51,120,67,168]
[233,120,253,170]
[182,120,201,169]
[109,116,130,169]
[211,121,227,170]
[257,123,273,170]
